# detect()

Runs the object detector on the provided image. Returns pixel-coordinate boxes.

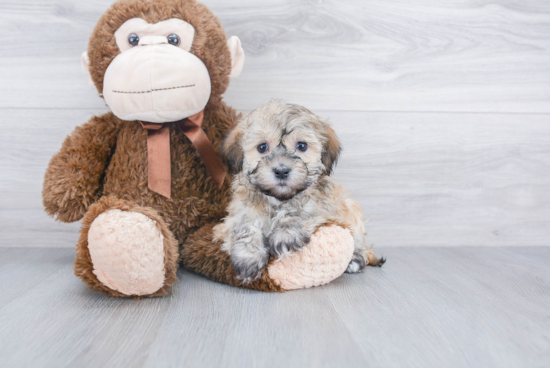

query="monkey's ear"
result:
[321,126,341,174]
[81,52,95,88]
[227,36,245,78]
[222,125,244,174]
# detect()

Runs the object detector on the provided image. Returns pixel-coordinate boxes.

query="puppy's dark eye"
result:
[167,34,180,46]
[257,143,268,154]
[128,33,140,46]
[296,142,308,152]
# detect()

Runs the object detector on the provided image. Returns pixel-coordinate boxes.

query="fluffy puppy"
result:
[214,100,384,282]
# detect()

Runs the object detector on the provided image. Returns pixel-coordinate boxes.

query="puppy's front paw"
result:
[231,250,269,283]
[345,251,366,273]
[230,226,270,283]
[268,227,310,258]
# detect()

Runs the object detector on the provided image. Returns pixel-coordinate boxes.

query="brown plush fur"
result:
[42,0,262,296]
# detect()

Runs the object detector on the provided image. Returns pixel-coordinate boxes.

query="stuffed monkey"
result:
[43,0,355,297]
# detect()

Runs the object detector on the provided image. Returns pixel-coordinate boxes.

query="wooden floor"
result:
[0,246,549,368]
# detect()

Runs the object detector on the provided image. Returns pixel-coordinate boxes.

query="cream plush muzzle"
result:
[103,36,211,123]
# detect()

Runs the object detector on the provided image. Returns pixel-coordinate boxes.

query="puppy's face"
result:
[223,101,341,201]
[244,123,322,200]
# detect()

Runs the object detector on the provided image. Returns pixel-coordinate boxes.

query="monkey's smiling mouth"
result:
[112,84,195,94]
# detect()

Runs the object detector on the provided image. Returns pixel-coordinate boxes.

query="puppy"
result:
[214,100,384,282]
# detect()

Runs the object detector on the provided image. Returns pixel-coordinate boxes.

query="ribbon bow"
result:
[140,110,225,198]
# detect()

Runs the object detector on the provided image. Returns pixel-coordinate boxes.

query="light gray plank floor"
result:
[0,247,548,368]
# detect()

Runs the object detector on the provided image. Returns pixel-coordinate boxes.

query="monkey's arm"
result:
[43,114,119,223]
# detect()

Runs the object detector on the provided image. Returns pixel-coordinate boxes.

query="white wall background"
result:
[1,0,549,248]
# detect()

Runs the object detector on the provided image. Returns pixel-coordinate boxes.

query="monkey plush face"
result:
[81,0,245,123]
[103,17,211,122]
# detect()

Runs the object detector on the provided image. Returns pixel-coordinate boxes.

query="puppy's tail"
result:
[366,248,386,267]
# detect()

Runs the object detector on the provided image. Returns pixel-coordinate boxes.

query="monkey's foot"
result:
[75,197,179,297]
[267,225,354,290]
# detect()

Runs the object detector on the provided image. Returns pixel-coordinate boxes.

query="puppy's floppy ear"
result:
[321,126,341,174]
[222,125,244,174]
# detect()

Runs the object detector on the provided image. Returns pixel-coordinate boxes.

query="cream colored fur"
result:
[227,36,245,78]
[268,226,354,289]
[88,209,166,296]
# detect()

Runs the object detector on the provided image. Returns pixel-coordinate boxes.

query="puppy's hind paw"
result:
[345,251,366,274]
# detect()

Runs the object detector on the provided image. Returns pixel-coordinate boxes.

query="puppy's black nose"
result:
[273,166,291,179]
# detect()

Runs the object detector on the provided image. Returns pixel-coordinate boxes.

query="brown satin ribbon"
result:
[140,110,226,198]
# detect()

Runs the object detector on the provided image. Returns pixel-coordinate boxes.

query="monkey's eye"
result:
[257,143,268,154]
[167,34,180,46]
[296,142,308,152]
[128,33,140,46]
